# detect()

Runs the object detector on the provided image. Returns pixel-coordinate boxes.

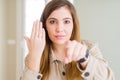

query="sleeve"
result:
[77,40,115,80]
[20,67,42,80]
[20,55,42,80]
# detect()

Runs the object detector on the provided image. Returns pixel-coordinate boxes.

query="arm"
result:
[20,20,45,80]
[20,66,42,80]
[77,40,115,80]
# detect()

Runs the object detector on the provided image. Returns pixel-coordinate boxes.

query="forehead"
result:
[48,6,72,19]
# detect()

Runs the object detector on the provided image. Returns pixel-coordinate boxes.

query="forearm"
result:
[78,57,90,70]
[26,54,41,73]
[77,54,115,80]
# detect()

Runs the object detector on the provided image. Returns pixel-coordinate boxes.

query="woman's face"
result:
[46,6,73,45]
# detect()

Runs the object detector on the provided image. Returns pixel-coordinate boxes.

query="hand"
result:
[64,40,87,64]
[24,20,46,72]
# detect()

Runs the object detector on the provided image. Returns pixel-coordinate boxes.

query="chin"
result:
[53,40,68,45]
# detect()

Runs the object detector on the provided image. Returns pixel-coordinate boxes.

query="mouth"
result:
[55,35,65,39]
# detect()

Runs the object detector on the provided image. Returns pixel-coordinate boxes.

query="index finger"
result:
[31,21,36,39]
[66,40,77,62]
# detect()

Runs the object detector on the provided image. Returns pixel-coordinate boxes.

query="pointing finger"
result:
[66,40,77,63]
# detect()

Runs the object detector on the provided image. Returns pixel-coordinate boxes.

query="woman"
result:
[21,0,115,80]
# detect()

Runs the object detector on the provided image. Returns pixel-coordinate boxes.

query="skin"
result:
[46,6,73,62]
[24,6,89,73]
[24,21,46,72]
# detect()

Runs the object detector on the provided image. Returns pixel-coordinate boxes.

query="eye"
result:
[49,20,56,24]
[64,20,70,24]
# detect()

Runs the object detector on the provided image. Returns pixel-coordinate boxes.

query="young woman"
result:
[21,0,115,80]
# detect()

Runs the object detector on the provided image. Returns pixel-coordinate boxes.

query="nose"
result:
[56,23,64,32]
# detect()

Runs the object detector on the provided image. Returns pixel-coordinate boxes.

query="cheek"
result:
[46,28,52,36]
[46,23,52,34]
[46,23,54,40]
[46,26,55,38]
[66,25,73,35]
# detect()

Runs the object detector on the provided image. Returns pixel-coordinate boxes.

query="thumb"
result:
[64,57,69,64]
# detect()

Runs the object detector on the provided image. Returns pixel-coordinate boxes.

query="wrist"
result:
[78,57,89,70]
[27,59,40,72]
[27,54,41,72]
[77,50,89,70]
[77,50,89,63]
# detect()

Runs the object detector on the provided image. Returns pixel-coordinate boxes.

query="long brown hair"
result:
[40,0,81,80]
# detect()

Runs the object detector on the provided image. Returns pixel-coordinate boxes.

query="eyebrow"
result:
[48,17,72,20]
[63,18,72,20]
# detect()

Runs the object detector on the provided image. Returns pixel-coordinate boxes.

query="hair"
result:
[40,0,81,80]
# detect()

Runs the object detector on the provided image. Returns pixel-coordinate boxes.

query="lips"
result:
[55,35,65,39]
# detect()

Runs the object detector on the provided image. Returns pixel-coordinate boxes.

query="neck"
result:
[52,43,67,61]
